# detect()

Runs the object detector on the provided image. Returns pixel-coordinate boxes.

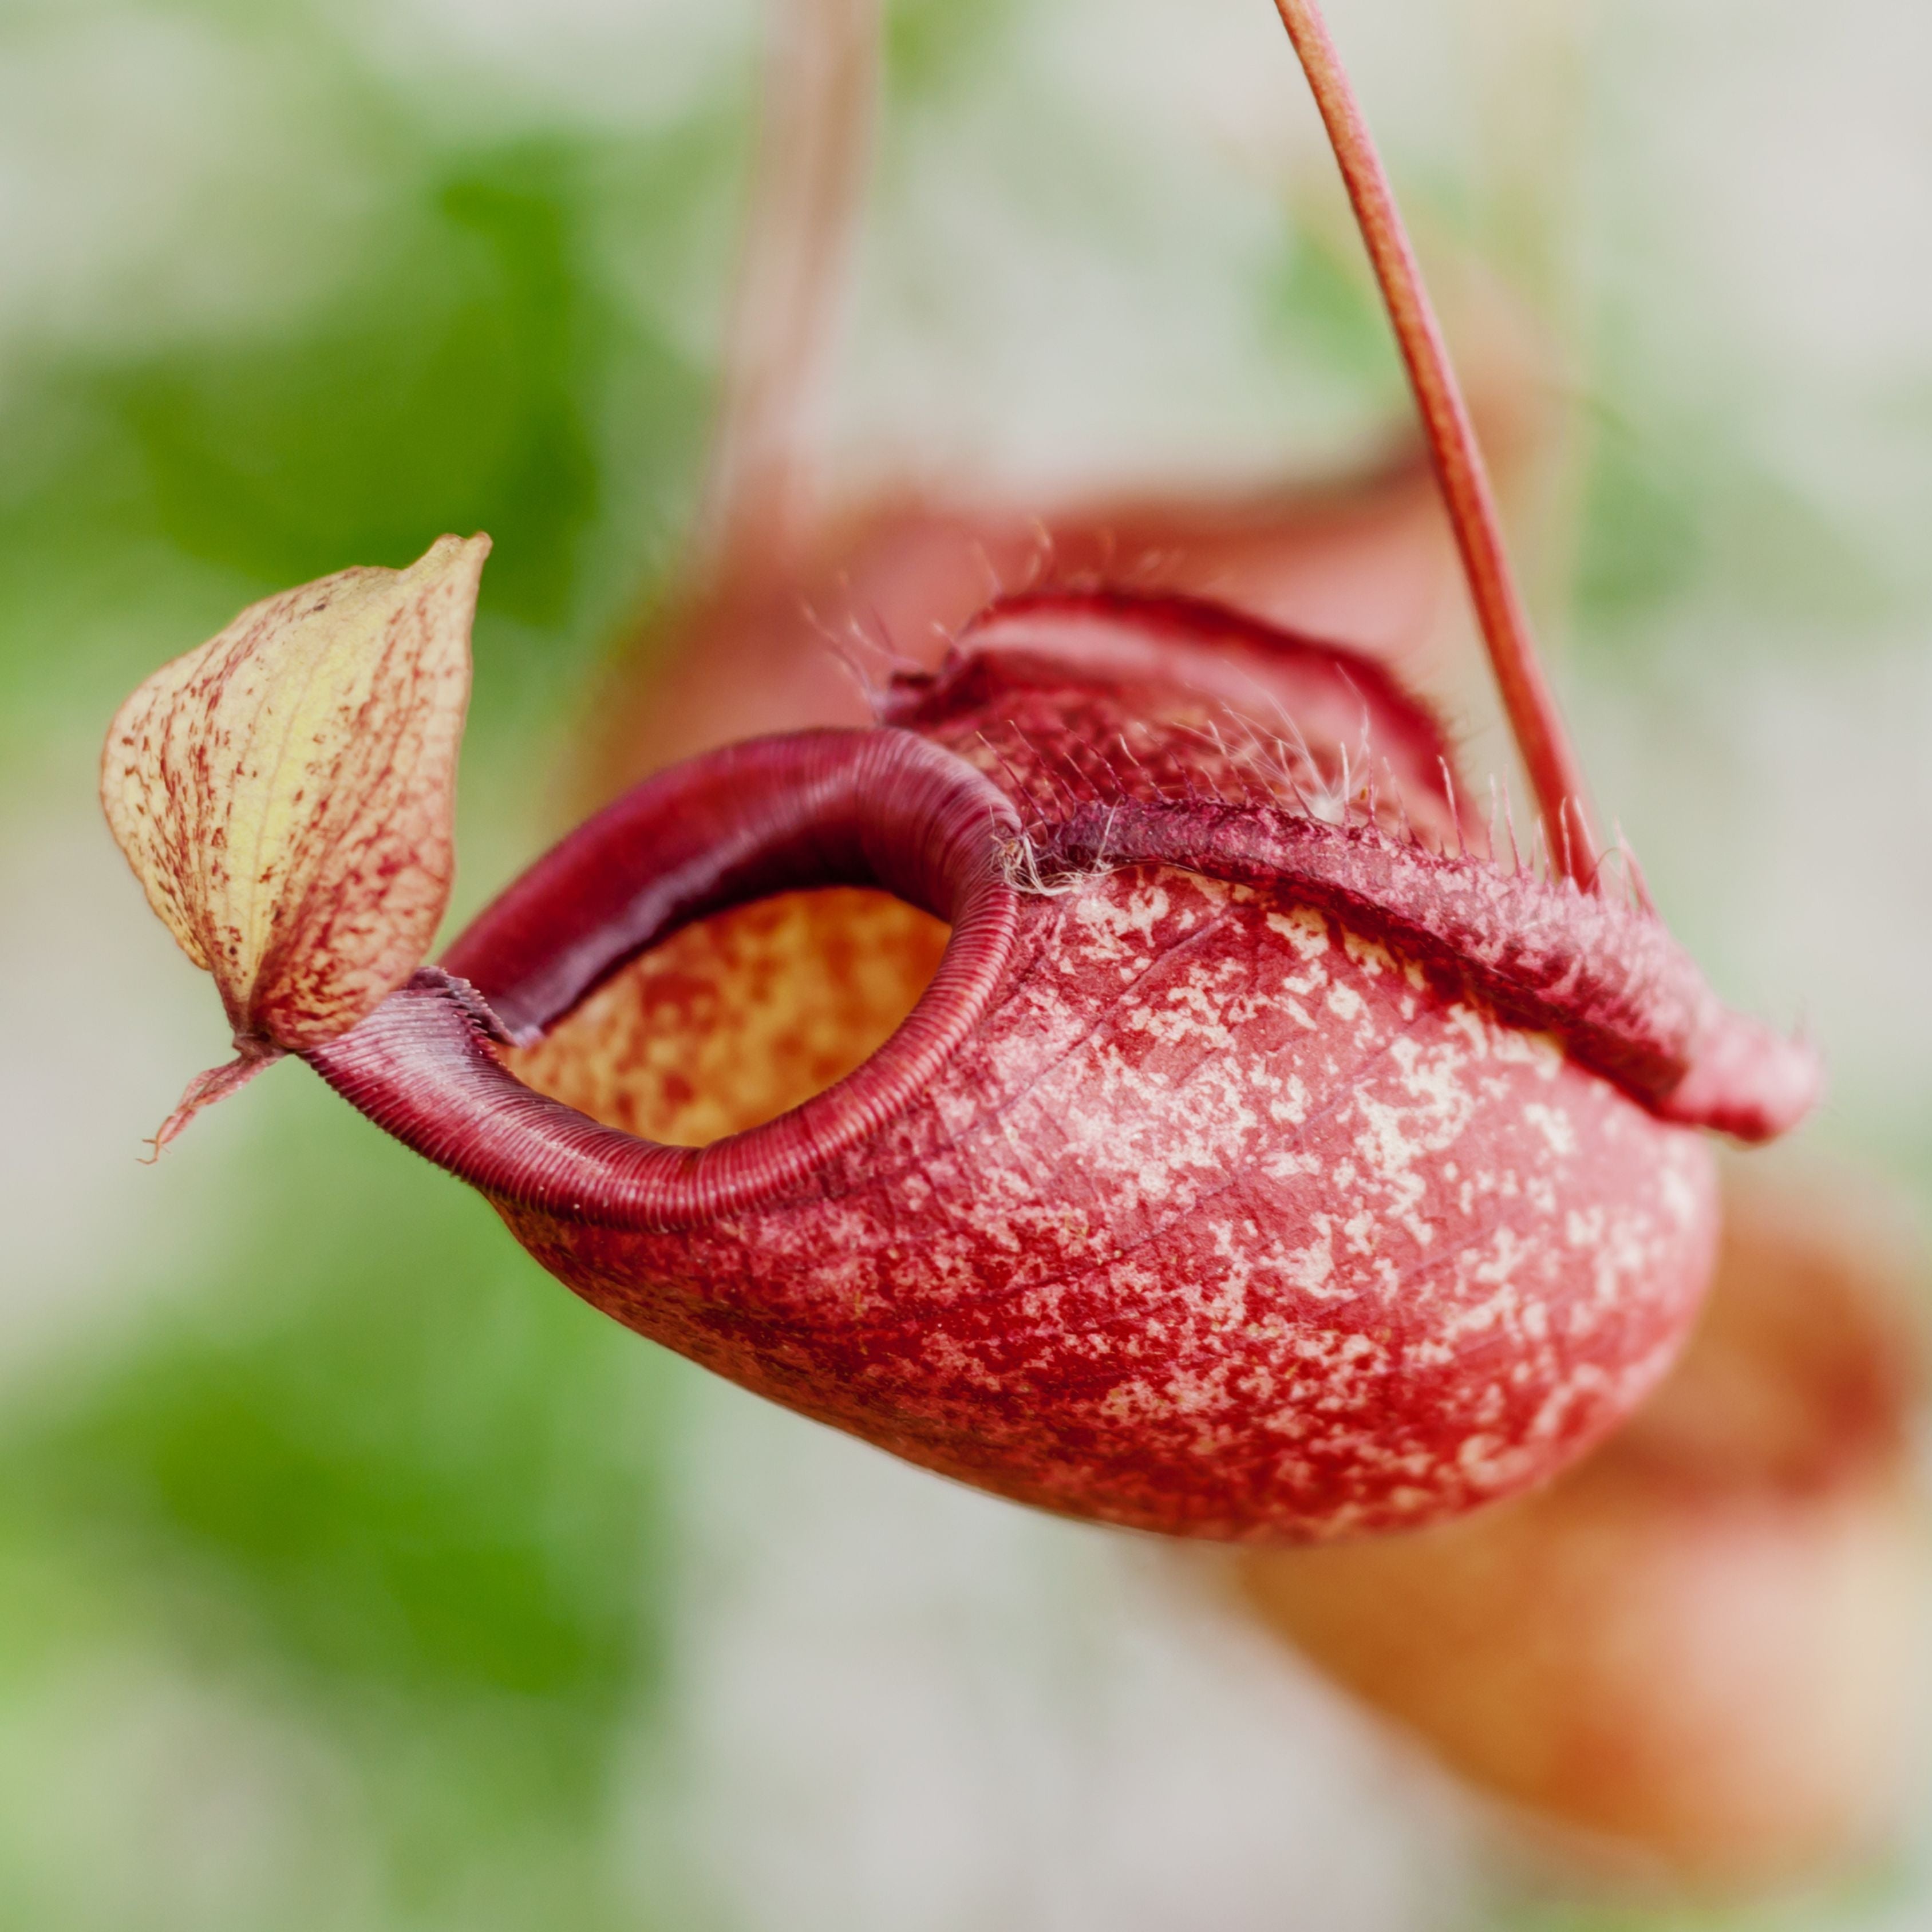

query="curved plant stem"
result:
[1269,0,1598,880]
[696,0,882,574]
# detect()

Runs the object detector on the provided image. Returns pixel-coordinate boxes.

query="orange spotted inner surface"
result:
[505,888,950,1148]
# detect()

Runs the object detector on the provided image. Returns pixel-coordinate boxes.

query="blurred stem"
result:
[1269,0,1598,880]
[696,0,882,575]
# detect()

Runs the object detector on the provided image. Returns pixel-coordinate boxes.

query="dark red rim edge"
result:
[306,729,1021,1229]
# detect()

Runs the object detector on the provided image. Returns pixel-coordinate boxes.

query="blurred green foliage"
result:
[1494,1854,1917,1932]
[885,0,1020,100]
[116,150,606,626]
[1573,400,1890,643]
[1259,223,1406,400]
[1570,309,1893,651]
[0,5,740,1923]
[0,1086,681,1929]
